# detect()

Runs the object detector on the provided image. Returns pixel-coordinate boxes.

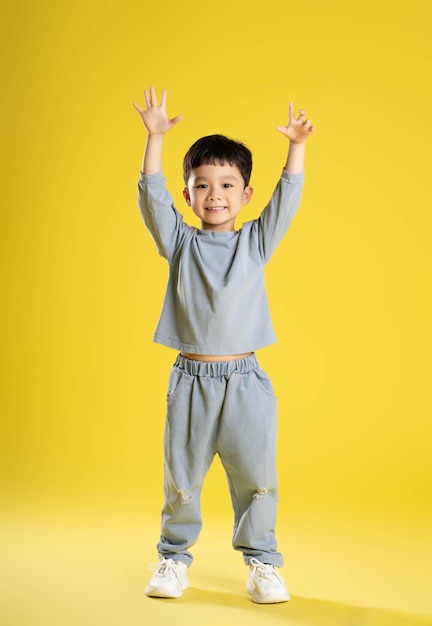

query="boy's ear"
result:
[242,186,253,205]
[183,187,191,205]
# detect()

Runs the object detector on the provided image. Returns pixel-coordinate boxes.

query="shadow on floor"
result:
[151,586,432,626]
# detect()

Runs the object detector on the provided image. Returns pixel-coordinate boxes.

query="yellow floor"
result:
[1,509,430,626]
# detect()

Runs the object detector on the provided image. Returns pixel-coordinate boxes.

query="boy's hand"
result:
[277,102,315,143]
[133,87,182,135]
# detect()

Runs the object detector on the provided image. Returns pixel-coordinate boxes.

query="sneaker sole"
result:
[145,586,184,598]
[246,583,290,604]
[250,593,290,604]
[145,575,189,599]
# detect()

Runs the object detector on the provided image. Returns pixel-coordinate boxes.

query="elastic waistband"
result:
[174,353,259,377]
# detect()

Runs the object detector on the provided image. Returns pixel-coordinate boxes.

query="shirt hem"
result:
[153,334,277,355]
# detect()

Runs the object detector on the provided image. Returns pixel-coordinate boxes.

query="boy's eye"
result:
[223,183,233,188]
[196,184,208,189]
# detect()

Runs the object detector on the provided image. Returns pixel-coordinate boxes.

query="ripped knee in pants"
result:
[253,488,268,501]
[178,488,192,505]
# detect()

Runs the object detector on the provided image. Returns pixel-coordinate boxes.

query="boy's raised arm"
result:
[277,102,315,174]
[133,87,182,175]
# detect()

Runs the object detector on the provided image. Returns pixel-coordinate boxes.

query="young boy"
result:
[134,87,314,603]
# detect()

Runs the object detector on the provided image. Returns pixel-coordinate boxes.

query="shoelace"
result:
[249,557,285,584]
[149,558,182,581]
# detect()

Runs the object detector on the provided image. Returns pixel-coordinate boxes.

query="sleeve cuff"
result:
[281,169,304,183]
[138,170,165,184]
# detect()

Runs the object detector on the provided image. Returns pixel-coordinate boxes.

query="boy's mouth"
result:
[206,206,226,212]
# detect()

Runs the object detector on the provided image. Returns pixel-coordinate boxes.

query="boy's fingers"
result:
[133,102,143,114]
[298,109,306,122]
[304,119,315,132]
[288,101,294,123]
[144,90,150,108]
[150,86,157,106]
[160,88,167,109]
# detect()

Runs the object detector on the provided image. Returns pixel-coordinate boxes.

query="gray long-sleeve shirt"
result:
[138,169,304,355]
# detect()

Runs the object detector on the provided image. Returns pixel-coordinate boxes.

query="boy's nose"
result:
[209,189,222,200]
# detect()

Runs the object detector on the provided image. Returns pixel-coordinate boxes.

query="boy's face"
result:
[183,162,253,232]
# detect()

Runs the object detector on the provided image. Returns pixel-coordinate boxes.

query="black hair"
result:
[183,134,252,187]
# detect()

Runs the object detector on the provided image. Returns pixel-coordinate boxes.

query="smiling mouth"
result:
[205,206,226,212]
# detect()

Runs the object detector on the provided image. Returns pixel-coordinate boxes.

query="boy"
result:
[134,87,314,603]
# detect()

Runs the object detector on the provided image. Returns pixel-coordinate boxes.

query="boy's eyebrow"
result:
[193,174,239,182]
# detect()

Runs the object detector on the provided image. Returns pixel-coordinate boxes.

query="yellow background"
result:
[1,1,431,624]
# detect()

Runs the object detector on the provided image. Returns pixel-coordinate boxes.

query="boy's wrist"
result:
[143,134,165,175]
[284,141,305,174]
[288,140,306,149]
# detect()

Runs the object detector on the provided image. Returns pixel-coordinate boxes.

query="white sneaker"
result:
[246,558,290,604]
[145,557,189,598]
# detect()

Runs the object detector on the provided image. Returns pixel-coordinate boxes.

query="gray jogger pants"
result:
[157,353,283,567]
